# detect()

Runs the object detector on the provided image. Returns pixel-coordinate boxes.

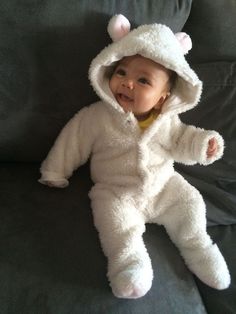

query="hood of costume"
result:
[89,15,202,121]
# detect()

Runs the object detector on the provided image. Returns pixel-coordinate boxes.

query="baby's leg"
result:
[155,173,230,290]
[90,187,153,299]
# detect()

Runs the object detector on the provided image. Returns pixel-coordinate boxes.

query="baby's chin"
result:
[116,99,133,113]
[134,112,152,121]
[114,95,152,119]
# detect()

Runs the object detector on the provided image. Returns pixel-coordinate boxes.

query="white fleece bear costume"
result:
[39,15,230,298]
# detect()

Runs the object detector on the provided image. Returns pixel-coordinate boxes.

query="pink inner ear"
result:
[175,32,192,55]
[107,14,131,42]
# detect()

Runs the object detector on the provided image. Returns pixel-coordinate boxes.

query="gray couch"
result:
[0,0,235,313]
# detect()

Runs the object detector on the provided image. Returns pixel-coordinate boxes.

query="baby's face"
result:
[109,55,170,120]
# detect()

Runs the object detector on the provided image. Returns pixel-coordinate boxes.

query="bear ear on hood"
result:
[175,32,192,55]
[107,14,192,55]
[107,14,131,42]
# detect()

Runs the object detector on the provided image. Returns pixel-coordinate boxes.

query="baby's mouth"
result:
[117,93,133,102]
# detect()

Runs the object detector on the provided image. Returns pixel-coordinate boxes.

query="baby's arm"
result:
[39,106,95,188]
[168,116,224,165]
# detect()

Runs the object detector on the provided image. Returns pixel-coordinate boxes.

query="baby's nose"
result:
[122,78,134,89]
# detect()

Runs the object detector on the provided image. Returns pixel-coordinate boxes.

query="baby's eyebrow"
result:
[139,70,152,77]
[116,61,127,68]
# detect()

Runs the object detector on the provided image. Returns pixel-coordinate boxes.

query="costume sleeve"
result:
[39,106,96,187]
[168,116,224,166]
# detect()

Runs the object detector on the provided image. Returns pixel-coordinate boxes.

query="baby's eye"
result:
[138,77,150,85]
[115,69,126,76]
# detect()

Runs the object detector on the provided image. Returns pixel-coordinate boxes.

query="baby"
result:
[39,15,230,298]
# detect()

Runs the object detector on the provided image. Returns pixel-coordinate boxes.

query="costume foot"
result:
[184,244,230,290]
[110,264,153,299]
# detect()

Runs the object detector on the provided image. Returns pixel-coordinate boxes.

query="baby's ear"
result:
[175,32,192,55]
[107,14,131,42]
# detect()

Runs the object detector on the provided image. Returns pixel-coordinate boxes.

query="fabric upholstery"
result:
[183,0,236,62]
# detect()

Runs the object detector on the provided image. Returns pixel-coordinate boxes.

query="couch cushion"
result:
[176,62,236,226]
[183,0,236,63]
[0,0,192,162]
[0,163,207,313]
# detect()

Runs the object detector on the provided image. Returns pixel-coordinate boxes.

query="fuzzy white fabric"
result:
[39,19,230,298]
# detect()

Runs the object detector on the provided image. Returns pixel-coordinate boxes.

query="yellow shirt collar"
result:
[138,110,159,131]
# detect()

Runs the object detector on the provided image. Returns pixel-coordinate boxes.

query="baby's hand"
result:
[207,138,218,158]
